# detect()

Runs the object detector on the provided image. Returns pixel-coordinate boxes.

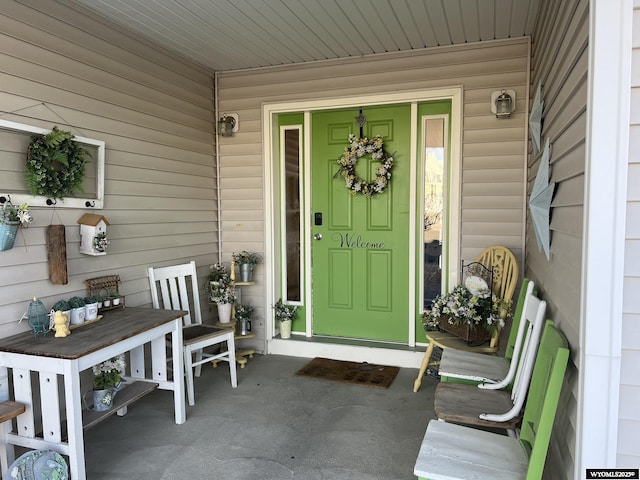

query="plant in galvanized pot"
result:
[85,354,126,411]
[232,251,261,282]
[0,199,32,251]
[235,303,254,335]
[273,299,297,339]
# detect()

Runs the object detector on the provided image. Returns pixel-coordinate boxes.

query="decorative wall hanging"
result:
[334,134,394,198]
[26,126,90,200]
[47,225,68,284]
[529,82,544,153]
[77,213,109,256]
[529,138,556,260]
[0,118,105,209]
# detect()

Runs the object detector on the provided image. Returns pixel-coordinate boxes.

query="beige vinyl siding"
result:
[217,39,528,348]
[620,3,640,468]
[0,1,218,336]
[528,0,588,478]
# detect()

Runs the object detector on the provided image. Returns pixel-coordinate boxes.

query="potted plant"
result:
[273,299,297,339]
[67,296,86,326]
[422,280,512,342]
[0,200,32,251]
[208,263,236,323]
[235,303,254,335]
[232,251,261,282]
[110,292,121,306]
[84,296,99,321]
[87,354,126,411]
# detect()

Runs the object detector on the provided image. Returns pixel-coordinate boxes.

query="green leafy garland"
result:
[25,126,90,200]
[335,134,394,197]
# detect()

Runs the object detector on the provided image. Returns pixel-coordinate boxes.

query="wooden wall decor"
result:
[46,225,68,284]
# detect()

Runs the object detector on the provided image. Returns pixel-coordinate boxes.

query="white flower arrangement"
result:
[422,284,511,337]
[92,354,126,390]
[335,134,394,197]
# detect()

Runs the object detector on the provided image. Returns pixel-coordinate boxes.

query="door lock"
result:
[313,233,323,240]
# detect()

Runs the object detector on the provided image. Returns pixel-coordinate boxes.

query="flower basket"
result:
[438,316,492,343]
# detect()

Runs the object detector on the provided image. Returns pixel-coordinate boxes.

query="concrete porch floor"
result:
[84,354,437,479]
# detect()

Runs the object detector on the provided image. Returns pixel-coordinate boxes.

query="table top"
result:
[0,307,186,360]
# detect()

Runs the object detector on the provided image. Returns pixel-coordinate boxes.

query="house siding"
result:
[217,38,529,349]
[528,0,588,478]
[0,1,219,336]
[621,2,640,468]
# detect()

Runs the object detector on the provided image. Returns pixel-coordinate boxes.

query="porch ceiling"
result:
[71,0,540,72]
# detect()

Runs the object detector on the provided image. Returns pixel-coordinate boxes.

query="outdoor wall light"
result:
[491,89,516,119]
[218,113,238,136]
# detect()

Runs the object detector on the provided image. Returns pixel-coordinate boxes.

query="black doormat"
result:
[295,357,400,389]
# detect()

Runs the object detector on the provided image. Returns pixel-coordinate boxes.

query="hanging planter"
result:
[0,198,33,251]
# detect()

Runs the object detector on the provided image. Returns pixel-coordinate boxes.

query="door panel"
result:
[311,105,411,342]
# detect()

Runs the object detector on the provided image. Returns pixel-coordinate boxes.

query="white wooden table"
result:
[0,307,186,480]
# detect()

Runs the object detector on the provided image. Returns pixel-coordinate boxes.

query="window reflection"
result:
[284,129,301,302]
[423,117,445,308]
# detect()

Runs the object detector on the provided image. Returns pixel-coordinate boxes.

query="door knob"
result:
[313,233,323,240]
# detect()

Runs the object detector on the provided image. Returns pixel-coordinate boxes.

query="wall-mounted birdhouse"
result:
[77,213,109,256]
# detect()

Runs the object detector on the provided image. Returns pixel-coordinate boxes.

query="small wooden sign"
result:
[47,225,68,285]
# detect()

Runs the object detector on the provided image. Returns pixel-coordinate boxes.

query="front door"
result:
[311,105,412,342]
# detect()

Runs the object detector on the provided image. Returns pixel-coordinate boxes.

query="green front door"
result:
[311,105,412,342]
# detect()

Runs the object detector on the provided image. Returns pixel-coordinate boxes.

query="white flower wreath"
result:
[335,134,394,197]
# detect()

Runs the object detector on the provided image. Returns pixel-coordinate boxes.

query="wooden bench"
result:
[0,401,25,424]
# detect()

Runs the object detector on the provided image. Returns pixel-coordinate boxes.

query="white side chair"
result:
[148,261,237,406]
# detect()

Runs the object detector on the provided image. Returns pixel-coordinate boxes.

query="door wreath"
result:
[334,134,394,197]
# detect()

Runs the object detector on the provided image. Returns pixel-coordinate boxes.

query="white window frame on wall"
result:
[0,119,105,209]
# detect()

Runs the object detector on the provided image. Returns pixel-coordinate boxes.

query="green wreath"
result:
[25,126,90,200]
[335,134,394,197]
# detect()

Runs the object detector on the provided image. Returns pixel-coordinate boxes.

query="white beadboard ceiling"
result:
[72,0,540,72]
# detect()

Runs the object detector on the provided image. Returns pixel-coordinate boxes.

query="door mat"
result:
[295,357,400,389]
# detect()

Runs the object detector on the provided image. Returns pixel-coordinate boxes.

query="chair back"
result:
[521,323,570,479]
[505,278,534,361]
[479,294,548,421]
[475,245,519,301]
[148,261,202,327]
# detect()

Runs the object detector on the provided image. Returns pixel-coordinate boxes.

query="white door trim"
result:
[263,87,463,363]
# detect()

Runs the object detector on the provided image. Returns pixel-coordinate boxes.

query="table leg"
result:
[64,361,86,480]
[413,341,435,393]
[171,318,186,424]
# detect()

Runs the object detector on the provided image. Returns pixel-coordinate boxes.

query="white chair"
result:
[148,261,237,406]
[433,294,548,432]
[414,323,570,480]
[437,279,535,386]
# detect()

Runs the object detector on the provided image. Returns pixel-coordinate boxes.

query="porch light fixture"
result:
[218,113,238,136]
[491,89,516,119]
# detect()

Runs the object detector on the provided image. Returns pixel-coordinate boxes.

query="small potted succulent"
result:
[84,296,99,320]
[50,299,71,329]
[231,251,261,282]
[68,296,86,325]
